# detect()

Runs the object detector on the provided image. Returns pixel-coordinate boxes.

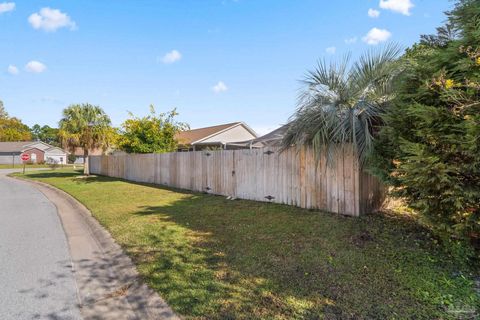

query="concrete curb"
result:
[11,175,180,320]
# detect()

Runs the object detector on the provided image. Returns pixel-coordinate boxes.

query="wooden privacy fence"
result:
[89,146,384,216]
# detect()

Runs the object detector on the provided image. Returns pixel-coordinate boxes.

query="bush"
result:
[370,0,480,254]
[67,154,77,164]
[46,158,60,170]
[117,105,188,153]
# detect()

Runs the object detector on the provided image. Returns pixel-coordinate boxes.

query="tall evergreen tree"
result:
[371,0,480,250]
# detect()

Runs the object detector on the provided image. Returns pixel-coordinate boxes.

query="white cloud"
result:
[25,61,47,73]
[362,28,391,45]
[7,65,18,75]
[38,96,64,104]
[28,7,76,32]
[161,50,182,64]
[368,8,380,18]
[344,37,357,44]
[326,46,336,54]
[0,2,15,13]
[379,0,414,16]
[212,81,228,93]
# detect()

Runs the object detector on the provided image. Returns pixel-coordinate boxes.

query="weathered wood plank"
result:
[336,146,346,215]
[89,145,384,216]
[343,146,355,216]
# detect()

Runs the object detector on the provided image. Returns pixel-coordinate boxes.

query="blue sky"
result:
[1,0,452,135]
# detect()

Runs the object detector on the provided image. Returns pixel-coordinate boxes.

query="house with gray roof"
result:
[0,141,68,165]
[226,124,289,149]
[175,122,258,151]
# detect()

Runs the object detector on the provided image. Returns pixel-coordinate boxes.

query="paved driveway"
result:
[0,169,82,320]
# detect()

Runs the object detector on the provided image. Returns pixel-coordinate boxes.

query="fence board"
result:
[90,146,384,216]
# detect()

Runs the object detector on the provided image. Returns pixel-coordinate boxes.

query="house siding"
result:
[0,141,68,165]
[0,153,21,165]
[23,148,45,163]
[200,125,256,144]
[45,153,67,164]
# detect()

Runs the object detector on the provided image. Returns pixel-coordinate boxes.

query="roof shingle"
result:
[175,122,241,145]
[0,141,33,153]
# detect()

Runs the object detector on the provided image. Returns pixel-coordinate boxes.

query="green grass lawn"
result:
[16,169,479,319]
[0,163,50,169]
[0,163,82,169]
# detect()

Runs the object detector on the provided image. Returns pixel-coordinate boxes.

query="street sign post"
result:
[21,153,30,174]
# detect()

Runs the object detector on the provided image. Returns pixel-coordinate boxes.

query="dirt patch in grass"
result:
[18,169,480,319]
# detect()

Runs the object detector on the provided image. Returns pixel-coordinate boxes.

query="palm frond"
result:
[59,103,112,152]
[283,44,403,166]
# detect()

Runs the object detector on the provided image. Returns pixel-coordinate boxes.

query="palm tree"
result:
[59,103,112,175]
[282,44,402,165]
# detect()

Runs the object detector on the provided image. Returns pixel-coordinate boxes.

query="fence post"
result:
[94,147,384,216]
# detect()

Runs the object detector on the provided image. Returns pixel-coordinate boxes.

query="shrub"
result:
[370,0,480,254]
[46,158,60,170]
[67,154,77,164]
[118,105,188,154]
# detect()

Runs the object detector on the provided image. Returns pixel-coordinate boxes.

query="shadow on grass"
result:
[27,173,480,319]
[126,197,469,319]
[23,170,84,179]
[128,207,335,319]
[24,171,114,185]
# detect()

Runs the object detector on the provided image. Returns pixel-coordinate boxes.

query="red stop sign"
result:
[21,153,30,161]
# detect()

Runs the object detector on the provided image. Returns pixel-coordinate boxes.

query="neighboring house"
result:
[227,124,290,149]
[0,141,68,165]
[176,122,258,151]
[72,147,104,164]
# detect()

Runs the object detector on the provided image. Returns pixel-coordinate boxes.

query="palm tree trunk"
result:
[83,149,90,175]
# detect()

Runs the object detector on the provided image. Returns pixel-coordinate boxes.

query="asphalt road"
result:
[0,169,82,320]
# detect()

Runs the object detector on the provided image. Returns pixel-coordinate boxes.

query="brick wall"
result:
[23,148,45,163]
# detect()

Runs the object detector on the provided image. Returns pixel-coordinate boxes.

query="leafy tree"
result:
[0,117,32,141]
[59,103,113,174]
[371,0,480,252]
[31,124,41,138]
[0,100,8,119]
[31,124,60,146]
[282,44,402,163]
[0,101,31,141]
[118,105,188,154]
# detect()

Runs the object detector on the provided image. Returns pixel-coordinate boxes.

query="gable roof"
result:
[22,147,45,153]
[226,124,289,148]
[248,124,289,146]
[22,141,54,151]
[0,141,34,153]
[45,146,68,154]
[0,141,67,154]
[176,122,257,145]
